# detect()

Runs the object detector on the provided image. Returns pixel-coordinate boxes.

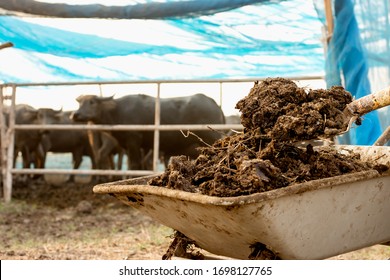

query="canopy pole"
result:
[219,82,223,108]
[324,0,334,42]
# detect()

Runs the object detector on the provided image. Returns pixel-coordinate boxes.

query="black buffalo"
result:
[13,104,45,170]
[35,108,95,180]
[71,93,225,169]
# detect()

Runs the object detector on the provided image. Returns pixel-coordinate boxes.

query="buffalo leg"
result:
[68,150,83,183]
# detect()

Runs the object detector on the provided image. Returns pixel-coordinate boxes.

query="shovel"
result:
[338,86,390,135]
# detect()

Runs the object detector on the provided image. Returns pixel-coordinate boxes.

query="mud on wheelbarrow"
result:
[93,145,390,260]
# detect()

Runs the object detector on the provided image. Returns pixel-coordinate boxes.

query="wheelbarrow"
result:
[93,145,390,260]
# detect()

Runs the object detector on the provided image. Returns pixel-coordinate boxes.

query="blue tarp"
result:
[0,0,324,82]
[321,0,382,145]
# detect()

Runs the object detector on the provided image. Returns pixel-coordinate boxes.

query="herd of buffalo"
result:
[6,93,237,180]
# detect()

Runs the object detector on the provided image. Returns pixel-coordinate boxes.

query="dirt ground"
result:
[0,176,173,260]
[1,175,389,260]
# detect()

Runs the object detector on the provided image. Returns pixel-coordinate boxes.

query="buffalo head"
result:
[71,95,115,123]
[36,108,63,125]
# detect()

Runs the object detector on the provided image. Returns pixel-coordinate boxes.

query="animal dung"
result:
[235,77,354,141]
[148,77,388,197]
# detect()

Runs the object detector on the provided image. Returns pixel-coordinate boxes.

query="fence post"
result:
[153,83,161,172]
[0,85,16,202]
[5,85,16,202]
[0,86,7,201]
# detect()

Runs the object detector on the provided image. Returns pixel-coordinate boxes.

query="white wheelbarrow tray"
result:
[93,145,390,260]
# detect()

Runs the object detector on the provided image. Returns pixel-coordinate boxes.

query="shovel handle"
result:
[346,86,390,116]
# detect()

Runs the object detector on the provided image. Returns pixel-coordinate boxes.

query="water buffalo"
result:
[14,104,45,170]
[35,108,96,181]
[71,93,225,169]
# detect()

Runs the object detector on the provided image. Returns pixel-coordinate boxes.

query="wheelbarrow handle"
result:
[345,86,390,117]
[374,126,390,146]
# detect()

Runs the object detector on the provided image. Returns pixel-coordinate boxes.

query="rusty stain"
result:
[251,204,265,216]
[180,211,188,219]
[127,196,138,203]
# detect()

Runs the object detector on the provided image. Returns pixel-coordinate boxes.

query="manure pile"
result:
[149,77,387,197]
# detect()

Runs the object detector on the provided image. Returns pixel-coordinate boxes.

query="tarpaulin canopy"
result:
[0,0,389,145]
[0,0,325,82]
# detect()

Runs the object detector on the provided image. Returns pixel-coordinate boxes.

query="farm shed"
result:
[0,0,389,202]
